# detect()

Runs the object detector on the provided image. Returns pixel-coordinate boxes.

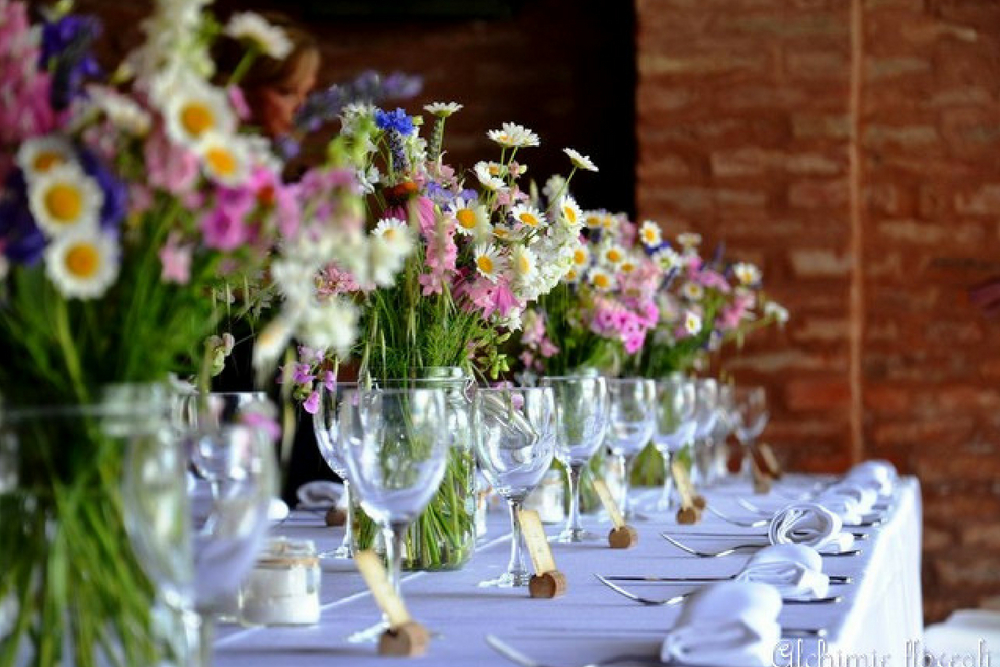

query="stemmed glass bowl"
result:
[605,378,656,520]
[540,375,608,543]
[651,376,696,511]
[473,385,556,587]
[312,382,358,559]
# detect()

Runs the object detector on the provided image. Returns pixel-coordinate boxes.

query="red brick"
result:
[785,377,851,410]
[788,179,849,208]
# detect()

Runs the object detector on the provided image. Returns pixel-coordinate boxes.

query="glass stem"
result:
[506,497,526,578]
[340,480,355,554]
[566,463,583,533]
[659,452,675,509]
[197,612,213,667]
[618,455,634,518]
[383,522,407,598]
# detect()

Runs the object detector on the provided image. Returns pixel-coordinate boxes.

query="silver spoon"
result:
[661,533,862,558]
[595,574,842,606]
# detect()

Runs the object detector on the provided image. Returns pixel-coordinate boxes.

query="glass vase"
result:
[0,384,190,667]
[353,367,477,571]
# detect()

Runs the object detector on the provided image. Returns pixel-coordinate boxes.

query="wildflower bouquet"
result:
[0,2,346,664]
[519,206,663,378]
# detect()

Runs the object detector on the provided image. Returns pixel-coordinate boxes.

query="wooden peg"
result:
[608,525,639,549]
[529,570,567,599]
[378,621,430,657]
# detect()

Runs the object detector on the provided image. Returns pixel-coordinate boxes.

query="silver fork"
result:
[705,505,769,528]
[674,530,869,541]
[486,634,662,667]
[594,574,842,606]
[736,498,885,527]
[661,533,862,558]
[600,573,853,585]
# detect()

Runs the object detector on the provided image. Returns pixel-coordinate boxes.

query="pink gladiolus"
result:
[158,233,192,284]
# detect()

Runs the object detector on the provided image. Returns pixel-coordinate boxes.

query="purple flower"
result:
[77,147,125,231]
[0,171,45,265]
[292,363,315,385]
[323,371,337,392]
[40,14,102,110]
[294,70,423,134]
[303,391,320,415]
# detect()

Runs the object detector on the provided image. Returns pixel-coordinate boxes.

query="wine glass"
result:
[312,382,358,559]
[651,376,696,511]
[338,387,448,641]
[473,386,556,587]
[604,378,656,520]
[690,379,719,487]
[188,392,269,501]
[734,386,769,476]
[540,375,609,543]
[126,391,277,667]
[710,384,736,483]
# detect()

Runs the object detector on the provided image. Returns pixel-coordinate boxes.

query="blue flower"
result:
[375,108,414,136]
[294,71,423,134]
[0,172,45,266]
[76,148,125,231]
[425,182,454,208]
[40,14,102,110]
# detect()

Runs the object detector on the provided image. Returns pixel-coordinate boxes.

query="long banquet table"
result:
[215,475,922,667]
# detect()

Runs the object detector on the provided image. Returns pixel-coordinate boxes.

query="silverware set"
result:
[661,533,862,558]
[736,497,886,527]
[594,574,842,606]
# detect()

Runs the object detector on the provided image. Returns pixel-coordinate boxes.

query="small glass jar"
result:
[240,538,320,626]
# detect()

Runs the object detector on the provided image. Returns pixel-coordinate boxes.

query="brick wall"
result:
[637,0,1000,620]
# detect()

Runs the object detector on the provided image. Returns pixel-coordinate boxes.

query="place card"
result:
[758,443,783,479]
[354,550,429,656]
[750,454,774,494]
[670,459,703,525]
[592,478,638,549]
[519,509,567,598]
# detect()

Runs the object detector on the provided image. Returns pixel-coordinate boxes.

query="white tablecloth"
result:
[215,475,922,666]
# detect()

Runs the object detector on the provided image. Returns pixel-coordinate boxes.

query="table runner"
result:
[215,475,922,666]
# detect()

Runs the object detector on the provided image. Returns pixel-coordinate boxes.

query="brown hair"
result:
[214,11,319,89]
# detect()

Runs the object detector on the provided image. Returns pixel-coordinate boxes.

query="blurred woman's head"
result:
[215,13,319,138]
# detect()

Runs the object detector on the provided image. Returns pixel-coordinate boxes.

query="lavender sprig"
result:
[295,70,423,134]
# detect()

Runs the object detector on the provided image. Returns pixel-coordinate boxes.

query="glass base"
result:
[478,570,532,588]
[318,544,352,560]
[554,527,601,543]
[347,618,389,643]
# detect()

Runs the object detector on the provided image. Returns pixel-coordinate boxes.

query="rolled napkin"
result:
[815,482,878,524]
[661,581,782,666]
[296,480,345,510]
[846,460,897,498]
[736,544,830,600]
[768,502,855,553]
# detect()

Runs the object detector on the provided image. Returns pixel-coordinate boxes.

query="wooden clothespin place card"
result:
[519,509,567,598]
[749,443,781,494]
[670,460,703,525]
[354,550,430,657]
[592,478,638,549]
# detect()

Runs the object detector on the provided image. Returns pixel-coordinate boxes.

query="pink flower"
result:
[158,233,192,284]
[129,184,153,216]
[465,275,521,320]
[696,268,731,293]
[303,391,320,415]
[201,207,248,251]
[227,86,250,120]
[540,339,560,358]
[323,371,337,392]
[146,130,199,195]
[251,167,300,238]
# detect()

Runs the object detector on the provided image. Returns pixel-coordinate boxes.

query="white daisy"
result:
[16,136,76,180]
[572,243,591,268]
[163,82,236,148]
[589,267,615,293]
[563,147,598,172]
[487,122,540,149]
[474,244,505,283]
[299,298,359,356]
[28,165,103,238]
[510,204,546,230]
[563,267,581,284]
[558,197,584,229]
[620,257,638,274]
[196,132,251,186]
[600,243,627,267]
[492,224,521,243]
[764,300,790,324]
[677,232,702,249]
[681,281,705,301]
[474,161,506,190]
[424,102,463,118]
[653,246,682,272]
[372,217,413,250]
[44,228,119,300]
[638,220,662,248]
[224,12,292,60]
[88,86,151,136]
[683,310,703,336]
[449,198,491,240]
[510,244,538,284]
[733,262,762,286]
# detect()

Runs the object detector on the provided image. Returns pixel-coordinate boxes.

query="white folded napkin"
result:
[737,544,830,600]
[661,581,782,666]
[768,502,855,553]
[846,460,897,497]
[815,481,878,524]
[296,480,345,510]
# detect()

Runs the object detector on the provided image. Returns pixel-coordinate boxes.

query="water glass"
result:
[652,376,696,511]
[312,382,358,559]
[605,378,656,519]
